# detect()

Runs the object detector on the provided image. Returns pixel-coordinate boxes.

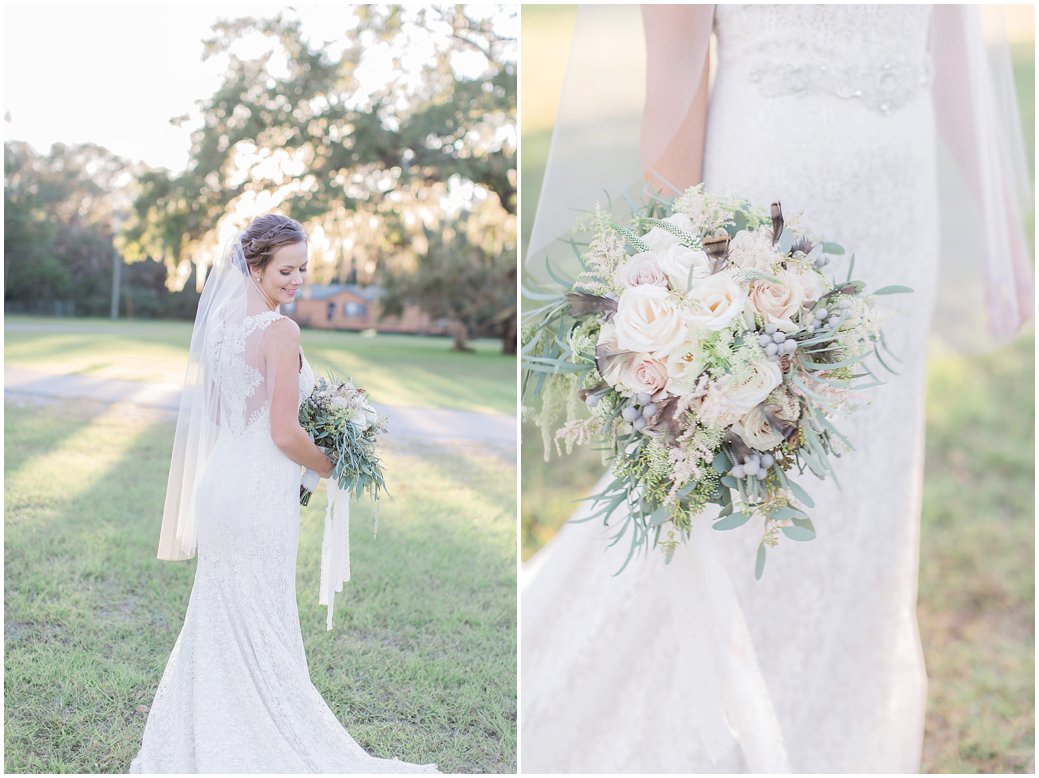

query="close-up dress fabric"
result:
[521,4,1031,773]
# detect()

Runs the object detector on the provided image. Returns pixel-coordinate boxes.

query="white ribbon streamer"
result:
[318,478,351,630]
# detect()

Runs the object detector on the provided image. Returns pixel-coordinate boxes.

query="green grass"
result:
[916,332,1034,774]
[4,315,515,417]
[4,398,516,773]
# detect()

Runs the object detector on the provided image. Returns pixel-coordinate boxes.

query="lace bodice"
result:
[207,310,315,437]
[714,5,934,114]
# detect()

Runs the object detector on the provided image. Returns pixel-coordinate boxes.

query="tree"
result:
[124,5,517,311]
[3,140,198,318]
[4,141,127,312]
[380,211,515,352]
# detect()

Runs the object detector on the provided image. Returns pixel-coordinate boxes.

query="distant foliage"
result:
[3,141,199,319]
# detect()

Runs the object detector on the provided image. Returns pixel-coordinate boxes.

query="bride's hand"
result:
[319,452,335,480]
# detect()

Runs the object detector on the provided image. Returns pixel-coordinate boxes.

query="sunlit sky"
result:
[3,3,515,174]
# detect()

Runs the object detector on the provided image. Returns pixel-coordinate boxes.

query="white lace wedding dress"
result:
[522,6,941,773]
[131,310,437,773]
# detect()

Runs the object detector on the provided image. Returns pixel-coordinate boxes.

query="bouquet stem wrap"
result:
[319,478,351,631]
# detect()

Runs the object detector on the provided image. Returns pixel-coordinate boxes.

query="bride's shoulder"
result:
[264,314,300,346]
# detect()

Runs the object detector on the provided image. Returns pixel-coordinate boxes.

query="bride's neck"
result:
[247,279,279,313]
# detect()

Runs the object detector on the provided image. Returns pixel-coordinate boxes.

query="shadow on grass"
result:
[4,399,516,774]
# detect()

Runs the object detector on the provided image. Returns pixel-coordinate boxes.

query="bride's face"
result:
[257,241,308,305]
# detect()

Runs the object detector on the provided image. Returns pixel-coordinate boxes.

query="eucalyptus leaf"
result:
[870,285,913,295]
[755,544,767,580]
[781,525,816,541]
[648,507,671,526]
[713,512,751,531]
[712,450,732,474]
[676,480,698,498]
[769,506,807,521]
[778,471,816,508]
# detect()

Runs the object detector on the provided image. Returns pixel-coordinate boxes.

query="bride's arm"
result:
[640,4,715,192]
[266,318,334,477]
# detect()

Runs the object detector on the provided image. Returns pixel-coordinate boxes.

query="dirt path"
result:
[4,366,516,447]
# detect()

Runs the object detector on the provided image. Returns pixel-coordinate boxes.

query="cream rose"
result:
[595,320,637,387]
[697,358,783,427]
[749,276,803,325]
[726,229,777,272]
[615,253,668,289]
[657,244,712,293]
[733,405,785,450]
[785,264,829,306]
[642,213,697,252]
[664,343,705,395]
[620,356,669,396]
[685,271,747,331]
[613,284,687,355]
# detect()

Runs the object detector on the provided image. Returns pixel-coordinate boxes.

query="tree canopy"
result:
[127,7,515,310]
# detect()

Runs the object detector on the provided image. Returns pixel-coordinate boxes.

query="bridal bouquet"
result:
[522,185,910,577]
[299,374,388,505]
[299,373,388,629]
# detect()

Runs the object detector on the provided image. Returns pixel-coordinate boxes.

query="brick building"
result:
[283,284,448,335]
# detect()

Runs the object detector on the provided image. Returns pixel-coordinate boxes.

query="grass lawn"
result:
[4,398,516,774]
[4,315,515,417]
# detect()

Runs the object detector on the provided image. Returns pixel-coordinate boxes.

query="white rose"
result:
[785,264,829,306]
[663,336,706,395]
[595,320,637,387]
[698,358,783,427]
[733,405,785,451]
[615,253,668,289]
[348,410,370,430]
[613,284,688,356]
[685,271,747,331]
[620,356,669,396]
[725,358,783,414]
[642,213,697,252]
[657,244,712,293]
[727,229,777,272]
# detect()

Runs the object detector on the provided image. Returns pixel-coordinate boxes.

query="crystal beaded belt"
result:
[748,57,934,114]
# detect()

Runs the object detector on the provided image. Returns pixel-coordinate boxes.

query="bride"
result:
[521,5,1031,773]
[131,214,437,773]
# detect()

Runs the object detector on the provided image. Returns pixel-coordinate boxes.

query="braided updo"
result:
[240,214,307,273]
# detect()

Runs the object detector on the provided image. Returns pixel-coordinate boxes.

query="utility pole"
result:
[109,213,122,320]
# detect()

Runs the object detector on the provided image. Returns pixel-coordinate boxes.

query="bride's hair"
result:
[240,214,307,272]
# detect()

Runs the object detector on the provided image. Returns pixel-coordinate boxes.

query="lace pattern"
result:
[748,57,933,114]
[715,4,934,115]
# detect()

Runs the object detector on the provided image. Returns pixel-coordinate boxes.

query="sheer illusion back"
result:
[207,309,295,437]
[131,306,436,773]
